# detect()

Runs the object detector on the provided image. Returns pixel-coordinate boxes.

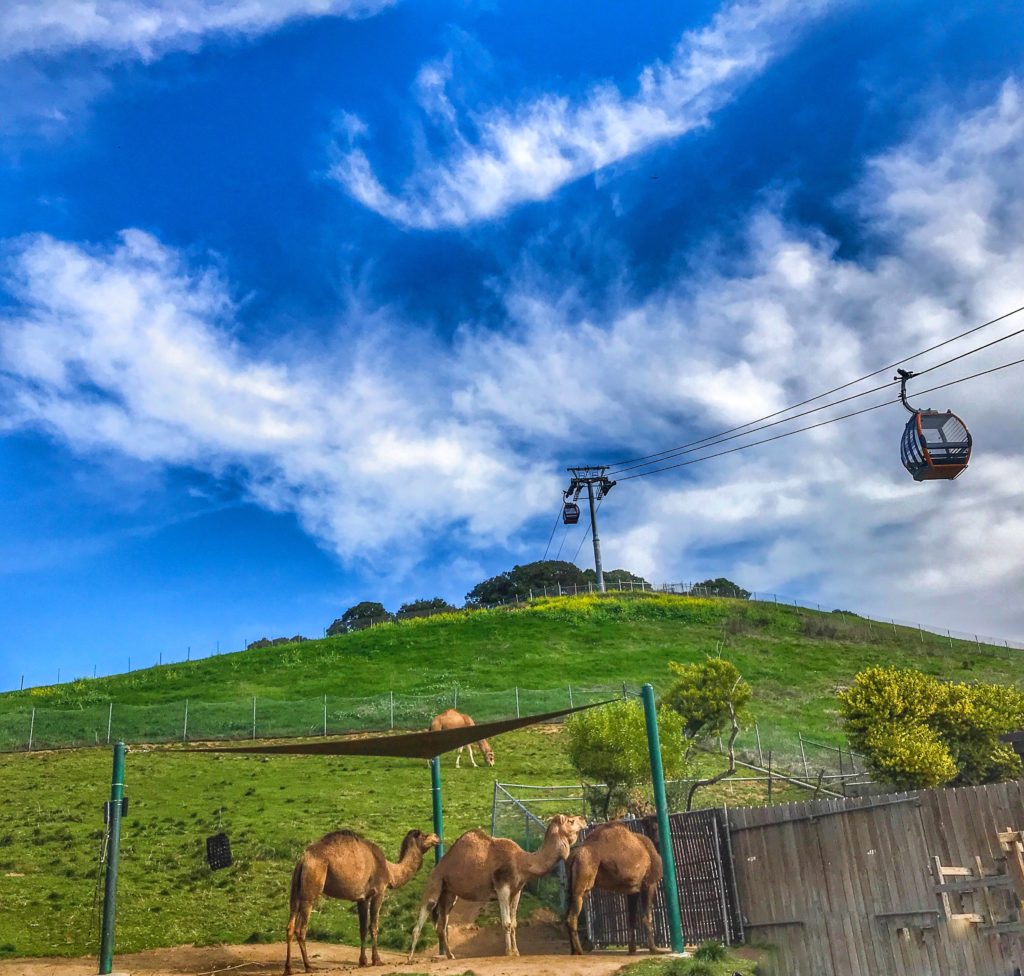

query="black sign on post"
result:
[206,833,232,870]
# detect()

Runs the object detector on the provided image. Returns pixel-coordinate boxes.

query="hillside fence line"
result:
[0,683,633,753]
[9,581,1022,695]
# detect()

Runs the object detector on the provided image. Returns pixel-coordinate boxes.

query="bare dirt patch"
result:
[0,924,645,976]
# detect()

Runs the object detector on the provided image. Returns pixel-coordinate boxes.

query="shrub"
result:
[565,699,688,819]
[838,666,1024,789]
[665,658,752,739]
[694,940,728,961]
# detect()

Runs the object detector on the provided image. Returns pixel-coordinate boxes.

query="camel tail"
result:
[289,859,304,913]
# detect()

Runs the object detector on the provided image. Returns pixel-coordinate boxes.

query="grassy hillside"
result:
[3,593,1020,753]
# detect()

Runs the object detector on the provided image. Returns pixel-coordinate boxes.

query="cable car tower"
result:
[563,466,616,592]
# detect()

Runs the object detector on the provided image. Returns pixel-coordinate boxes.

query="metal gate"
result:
[584,809,742,948]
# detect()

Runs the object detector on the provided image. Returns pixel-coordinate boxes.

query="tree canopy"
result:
[664,658,752,739]
[327,601,389,635]
[465,560,588,605]
[565,698,688,819]
[693,577,750,599]
[838,666,1024,789]
[397,597,458,615]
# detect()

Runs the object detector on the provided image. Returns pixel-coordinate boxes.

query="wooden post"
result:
[767,751,773,803]
[799,733,809,780]
[28,708,35,751]
[755,722,764,767]
[183,700,189,742]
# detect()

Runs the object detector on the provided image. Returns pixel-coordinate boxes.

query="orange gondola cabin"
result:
[897,369,972,481]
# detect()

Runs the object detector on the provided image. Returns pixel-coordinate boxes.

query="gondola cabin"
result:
[895,369,972,482]
[900,410,972,481]
[562,502,580,524]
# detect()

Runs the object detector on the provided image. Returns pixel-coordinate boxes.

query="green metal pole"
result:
[430,756,444,863]
[99,741,126,974]
[641,684,685,953]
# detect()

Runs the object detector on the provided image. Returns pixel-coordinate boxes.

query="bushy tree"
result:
[665,658,752,738]
[665,658,752,809]
[465,560,588,605]
[397,597,458,615]
[694,577,750,599]
[838,667,1024,790]
[327,601,389,635]
[565,699,688,819]
[582,568,651,588]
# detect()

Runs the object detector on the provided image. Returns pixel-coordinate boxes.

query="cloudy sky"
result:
[3,0,1024,688]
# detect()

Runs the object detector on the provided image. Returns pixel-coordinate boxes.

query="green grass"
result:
[2,593,1019,754]
[616,946,760,975]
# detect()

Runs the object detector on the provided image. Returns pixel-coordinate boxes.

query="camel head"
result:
[400,829,442,858]
[547,814,589,850]
[480,739,496,767]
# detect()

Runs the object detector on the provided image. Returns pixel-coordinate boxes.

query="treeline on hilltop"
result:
[317,561,748,636]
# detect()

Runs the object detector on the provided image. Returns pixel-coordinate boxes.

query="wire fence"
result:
[0,683,632,753]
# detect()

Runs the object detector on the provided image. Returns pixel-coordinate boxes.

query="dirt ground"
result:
[0,920,655,976]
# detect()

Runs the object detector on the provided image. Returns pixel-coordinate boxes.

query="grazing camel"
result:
[408,813,587,960]
[285,828,439,973]
[429,708,495,768]
[565,821,664,956]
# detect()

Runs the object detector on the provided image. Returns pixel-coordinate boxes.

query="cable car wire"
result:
[615,353,1024,482]
[603,303,1024,471]
[541,505,563,561]
[609,317,1024,476]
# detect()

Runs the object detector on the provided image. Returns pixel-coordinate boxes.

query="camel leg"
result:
[640,884,659,953]
[356,899,369,967]
[565,854,596,956]
[289,901,315,973]
[284,910,297,975]
[496,884,515,956]
[455,746,462,768]
[436,889,457,960]
[626,893,639,955]
[509,887,524,956]
[466,743,478,767]
[369,892,386,966]
[408,879,441,963]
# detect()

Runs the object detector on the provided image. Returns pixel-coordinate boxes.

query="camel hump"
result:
[429,708,474,731]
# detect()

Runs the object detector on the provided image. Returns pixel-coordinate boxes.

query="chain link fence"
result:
[0,683,631,753]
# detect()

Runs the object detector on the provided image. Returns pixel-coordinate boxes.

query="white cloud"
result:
[0,0,396,60]
[4,81,1024,636]
[330,0,842,228]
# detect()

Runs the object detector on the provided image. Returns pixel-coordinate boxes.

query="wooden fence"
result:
[729,781,1024,976]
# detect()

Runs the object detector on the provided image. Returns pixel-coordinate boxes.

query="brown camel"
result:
[408,813,587,960]
[565,821,664,956]
[285,828,439,973]
[429,708,495,768]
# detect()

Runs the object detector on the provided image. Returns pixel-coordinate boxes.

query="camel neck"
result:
[387,846,424,888]
[522,833,569,878]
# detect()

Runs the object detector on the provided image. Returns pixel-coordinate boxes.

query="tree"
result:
[565,699,688,819]
[327,601,389,635]
[465,560,588,605]
[582,568,651,588]
[397,597,458,616]
[837,667,1024,790]
[693,577,750,599]
[664,658,752,809]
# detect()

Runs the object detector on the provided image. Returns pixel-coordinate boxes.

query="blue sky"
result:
[3,0,1024,690]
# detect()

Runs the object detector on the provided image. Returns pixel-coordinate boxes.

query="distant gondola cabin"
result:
[562,502,581,524]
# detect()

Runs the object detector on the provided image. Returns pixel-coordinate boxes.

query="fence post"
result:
[515,687,520,718]
[453,687,459,709]
[799,733,809,780]
[323,694,328,737]
[622,681,628,699]
[640,684,685,953]
[390,691,395,730]
[98,741,126,975]
[568,685,573,708]
[918,624,924,643]
[430,757,444,862]
[252,697,256,740]
[948,629,953,648]
[107,702,113,745]
[767,751,773,803]
[755,722,764,767]
[28,708,35,751]
[529,588,533,600]
[891,619,897,637]
[183,700,189,742]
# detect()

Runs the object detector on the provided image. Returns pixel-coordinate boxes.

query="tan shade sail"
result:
[188,699,619,759]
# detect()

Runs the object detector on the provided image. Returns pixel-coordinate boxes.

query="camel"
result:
[408,814,587,960]
[565,821,664,956]
[428,708,495,768]
[284,828,439,973]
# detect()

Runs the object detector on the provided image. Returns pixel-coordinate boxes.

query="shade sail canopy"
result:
[187,699,618,759]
